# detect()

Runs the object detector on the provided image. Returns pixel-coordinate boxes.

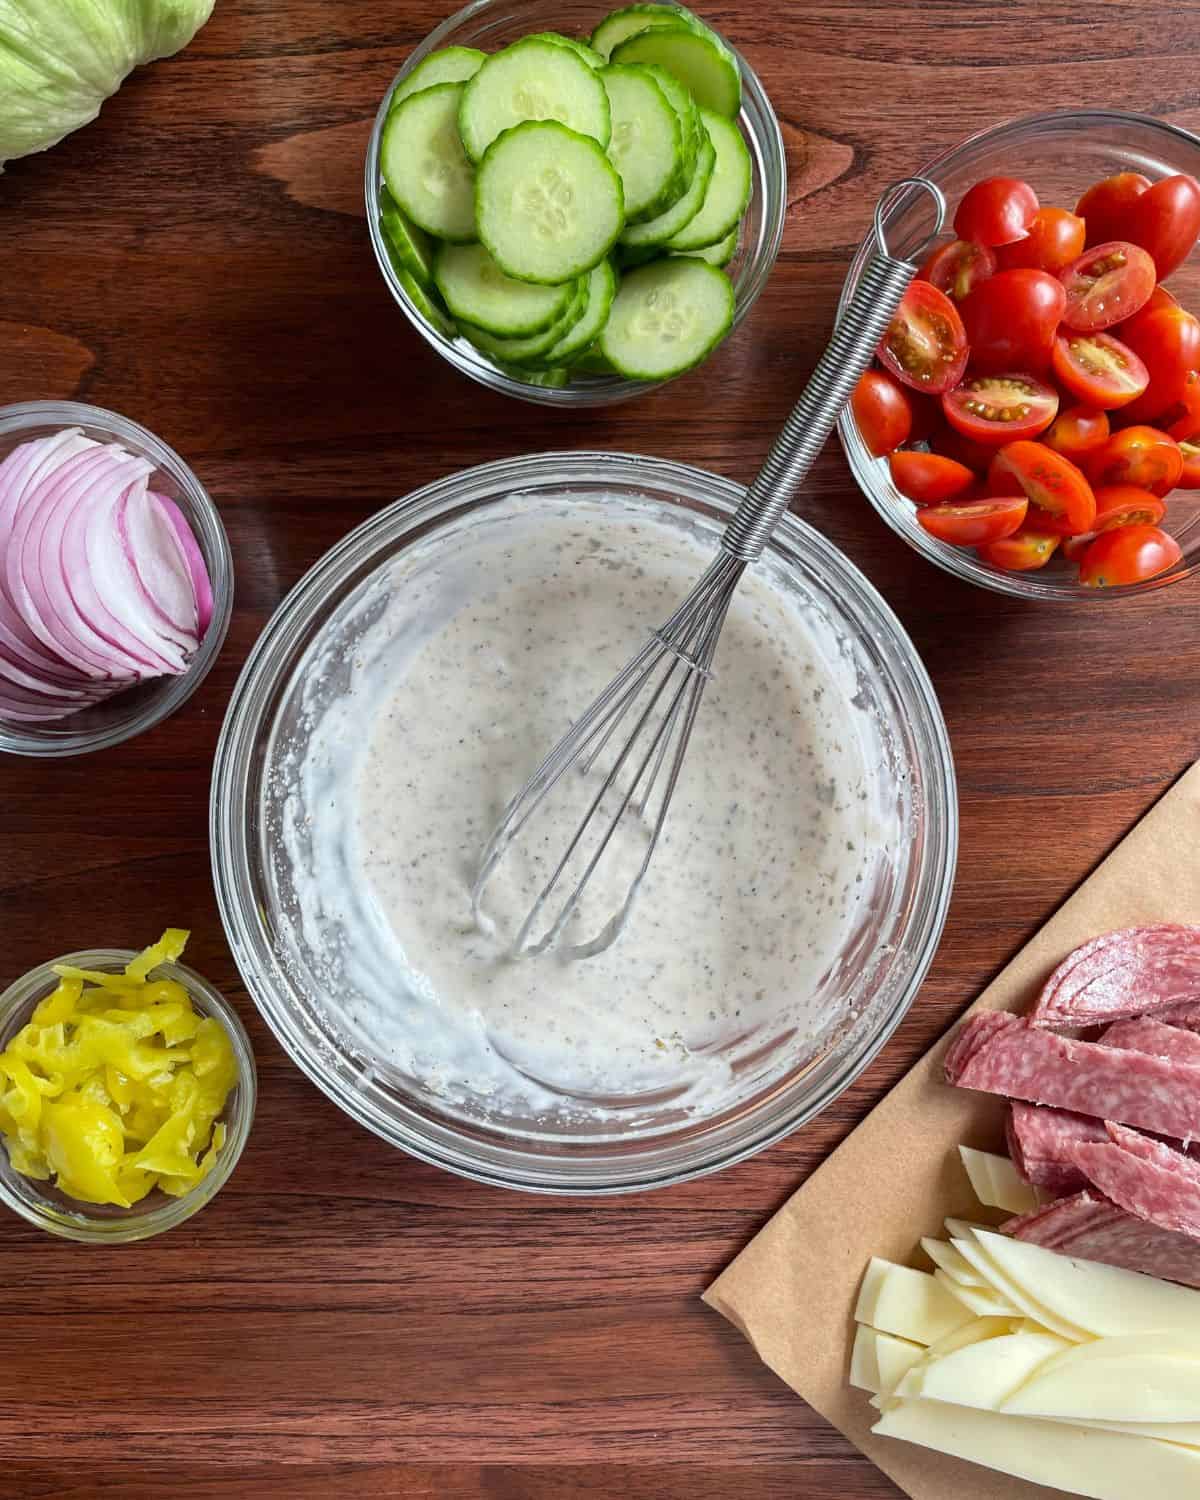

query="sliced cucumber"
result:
[391,46,486,108]
[395,265,458,340]
[381,82,476,242]
[526,32,606,69]
[663,108,750,250]
[590,4,702,58]
[571,345,618,374]
[599,258,733,379]
[674,223,739,267]
[465,277,589,365]
[380,194,436,286]
[610,25,741,117]
[458,38,611,163]
[476,120,624,284]
[502,364,572,388]
[615,241,664,268]
[600,64,685,222]
[640,62,701,178]
[619,124,715,247]
[541,258,617,364]
[434,242,574,336]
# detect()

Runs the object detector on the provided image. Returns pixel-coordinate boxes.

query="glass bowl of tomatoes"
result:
[839,109,1200,600]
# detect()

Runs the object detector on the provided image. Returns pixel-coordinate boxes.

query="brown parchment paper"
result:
[705,760,1200,1500]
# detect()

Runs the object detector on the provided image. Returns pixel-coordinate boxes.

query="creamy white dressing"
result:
[279,492,890,1126]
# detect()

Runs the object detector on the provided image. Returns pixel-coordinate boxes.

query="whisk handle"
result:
[722,177,947,564]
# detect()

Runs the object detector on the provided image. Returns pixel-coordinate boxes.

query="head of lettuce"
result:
[0,1,215,169]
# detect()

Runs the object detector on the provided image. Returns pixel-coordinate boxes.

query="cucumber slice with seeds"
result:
[610,25,741,117]
[664,107,750,250]
[391,46,486,108]
[526,32,606,69]
[464,276,589,365]
[600,64,685,221]
[434,242,575,335]
[458,38,611,163]
[640,62,700,179]
[395,265,458,340]
[477,120,624,284]
[541,258,618,364]
[381,82,476,242]
[673,223,739,267]
[619,124,715,247]
[380,196,436,286]
[599,258,733,379]
[590,4,703,58]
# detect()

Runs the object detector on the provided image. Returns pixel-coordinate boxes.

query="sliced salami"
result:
[945,1014,1200,1141]
[1157,1001,1200,1034]
[1030,923,1200,1029]
[1003,1190,1200,1288]
[1071,1136,1200,1238]
[1006,1101,1105,1192]
[1100,1015,1200,1066]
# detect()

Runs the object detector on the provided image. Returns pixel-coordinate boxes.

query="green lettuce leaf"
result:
[0,0,214,167]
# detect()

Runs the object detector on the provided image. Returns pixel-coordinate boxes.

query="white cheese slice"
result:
[854,1258,975,1345]
[1003,1333,1200,1422]
[872,1398,1200,1499]
[959,1145,1039,1215]
[951,1236,1090,1342]
[849,1325,925,1395]
[1062,1415,1200,1446]
[921,1236,985,1287]
[970,1227,1200,1341]
[935,1269,1021,1319]
[895,1327,1067,1408]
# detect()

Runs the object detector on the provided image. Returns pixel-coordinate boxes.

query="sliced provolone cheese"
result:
[935,1269,1021,1319]
[873,1398,1200,1499]
[959,1145,1039,1215]
[921,1236,985,1287]
[849,1325,925,1395]
[1063,1415,1200,1446]
[896,1328,1067,1408]
[1003,1333,1200,1423]
[855,1259,974,1346]
[971,1227,1200,1341]
[951,1236,1090,1342]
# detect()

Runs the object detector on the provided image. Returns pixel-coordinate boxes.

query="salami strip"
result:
[945,1014,1200,1140]
[1103,1122,1200,1184]
[1003,1190,1200,1288]
[1072,1135,1200,1238]
[1030,923,1200,1029]
[1157,1000,1200,1034]
[1100,1015,1200,1066]
[1006,1102,1105,1192]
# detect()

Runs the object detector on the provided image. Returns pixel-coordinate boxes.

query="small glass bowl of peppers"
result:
[0,932,255,1242]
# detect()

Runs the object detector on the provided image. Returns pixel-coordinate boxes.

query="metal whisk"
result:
[473,178,947,959]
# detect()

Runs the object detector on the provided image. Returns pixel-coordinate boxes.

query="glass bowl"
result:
[0,950,256,1242]
[363,0,787,407]
[211,451,957,1194]
[838,109,1200,601]
[0,401,233,756]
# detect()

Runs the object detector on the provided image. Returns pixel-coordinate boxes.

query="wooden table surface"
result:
[4,2,1200,1495]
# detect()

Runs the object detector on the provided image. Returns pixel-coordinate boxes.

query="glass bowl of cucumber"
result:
[364,0,787,406]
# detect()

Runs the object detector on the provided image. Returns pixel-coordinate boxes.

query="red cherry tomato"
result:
[1077,524,1183,586]
[1118,174,1200,280]
[941,372,1058,443]
[851,370,914,456]
[959,269,1067,374]
[1090,484,1168,530]
[877,281,969,395]
[1120,308,1200,423]
[1041,405,1111,464]
[954,177,1039,247]
[1162,378,1200,443]
[1178,439,1200,488]
[1076,172,1151,246]
[997,206,1086,273]
[889,450,976,505]
[978,527,1062,571]
[1059,241,1156,332]
[1061,532,1096,561]
[905,392,942,443]
[989,440,1097,534]
[1118,283,1179,341]
[928,421,1003,472]
[1088,425,1183,495]
[918,239,997,302]
[1051,331,1150,409]
[917,495,1028,546]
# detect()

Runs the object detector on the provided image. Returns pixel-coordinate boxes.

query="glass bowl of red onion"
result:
[0,402,232,758]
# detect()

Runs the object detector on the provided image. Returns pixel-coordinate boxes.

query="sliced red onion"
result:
[152,492,212,637]
[116,483,199,645]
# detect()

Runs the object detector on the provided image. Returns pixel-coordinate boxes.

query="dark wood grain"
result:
[3,2,1200,1495]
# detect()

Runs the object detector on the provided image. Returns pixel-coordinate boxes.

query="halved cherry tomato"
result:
[942,372,1058,443]
[954,177,1039,247]
[1090,484,1168,530]
[1118,283,1178,341]
[852,370,913,456]
[1077,524,1183,586]
[929,421,1004,471]
[918,239,996,302]
[978,527,1062,571]
[877,281,969,395]
[1160,377,1200,442]
[1061,532,1096,561]
[1118,174,1200,280]
[1120,308,1200,423]
[1051,331,1149,409]
[959,269,1066,374]
[905,392,942,443]
[917,495,1028,546]
[1059,241,1156,332]
[1179,440,1200,488]
[889,450,976,504]
[996,206,1086,273]
[1088,425,1183,495]
[1076,172,1150,247]
[989,440,1097,534]
[1041,405,1110,463]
